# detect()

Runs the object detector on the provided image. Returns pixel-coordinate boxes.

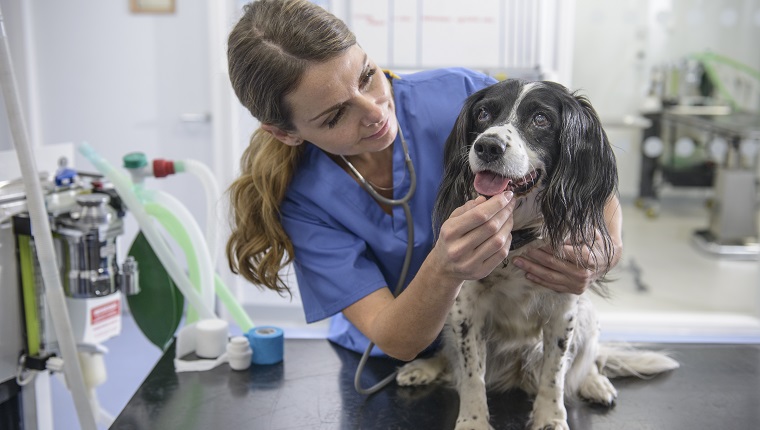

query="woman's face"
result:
[265,45,397,157]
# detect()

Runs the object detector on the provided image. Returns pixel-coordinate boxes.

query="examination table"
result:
[111,339,760,429]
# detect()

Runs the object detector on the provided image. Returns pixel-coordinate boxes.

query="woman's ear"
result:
[261,124,303,146]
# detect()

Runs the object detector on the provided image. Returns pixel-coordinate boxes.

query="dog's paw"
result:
[396,358,442,386]
[530,401,569,430]
[579,373,618,406]
[530,419,570,430]
[454,415,494,430]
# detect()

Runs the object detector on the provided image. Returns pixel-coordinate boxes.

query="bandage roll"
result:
[195,319,229,359]
[246,326,284,365]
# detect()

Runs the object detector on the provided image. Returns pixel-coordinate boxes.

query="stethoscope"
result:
[340,123,417,395]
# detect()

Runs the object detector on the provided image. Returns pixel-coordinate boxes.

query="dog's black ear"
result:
[540,89,619,269]
[432,92,481,238]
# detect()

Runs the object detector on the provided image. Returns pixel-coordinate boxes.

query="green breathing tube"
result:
[146,201,253,332]
[138,186,214,325]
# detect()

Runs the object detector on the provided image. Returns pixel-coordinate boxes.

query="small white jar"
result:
[227,336,253,371]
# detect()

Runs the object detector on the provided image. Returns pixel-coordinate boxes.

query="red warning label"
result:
[91,300,121,325]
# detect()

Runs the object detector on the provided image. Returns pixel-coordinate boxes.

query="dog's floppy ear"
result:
[540,87,618,269]
[432,91,482,238]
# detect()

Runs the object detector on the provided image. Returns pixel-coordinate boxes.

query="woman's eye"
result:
[360,67,377,89]
[532,113,549,127]
[326,108,345,128]
[477,108,490,122]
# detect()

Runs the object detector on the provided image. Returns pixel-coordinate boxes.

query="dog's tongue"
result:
[474,171,511,196]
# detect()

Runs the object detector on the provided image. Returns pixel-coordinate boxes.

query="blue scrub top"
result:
[280,67,496,356]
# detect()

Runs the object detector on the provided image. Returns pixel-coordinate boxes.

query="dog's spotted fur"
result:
[396,80,679,430]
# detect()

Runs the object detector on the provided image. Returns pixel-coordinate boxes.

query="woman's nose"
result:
[359,95,384,127]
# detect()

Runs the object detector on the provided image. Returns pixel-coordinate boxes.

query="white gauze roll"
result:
[195,319,229,359]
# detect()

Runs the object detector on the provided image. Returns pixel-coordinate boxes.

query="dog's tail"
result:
[596,344,680,378]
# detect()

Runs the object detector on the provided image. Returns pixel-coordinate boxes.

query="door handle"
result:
[180,113,212,123]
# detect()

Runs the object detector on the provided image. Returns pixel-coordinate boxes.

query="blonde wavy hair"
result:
[226,0,356,295]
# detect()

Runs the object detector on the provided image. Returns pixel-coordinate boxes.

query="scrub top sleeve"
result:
[281,204,388,324]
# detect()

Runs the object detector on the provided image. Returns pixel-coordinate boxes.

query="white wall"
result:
[29,2,211,173]
[327,0,574,82]
[0,0,32,152]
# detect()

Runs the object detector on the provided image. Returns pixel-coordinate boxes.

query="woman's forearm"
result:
[342,257,463,361]
[371,260,464,360]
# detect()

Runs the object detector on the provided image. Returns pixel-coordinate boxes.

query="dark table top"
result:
[111,339,760,430]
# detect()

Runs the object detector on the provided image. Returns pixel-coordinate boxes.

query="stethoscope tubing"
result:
[341,126,417,207]
[349,126,417,395]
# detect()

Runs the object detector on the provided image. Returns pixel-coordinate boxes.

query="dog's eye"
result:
[532,113,549,127]
[477,108,490,122]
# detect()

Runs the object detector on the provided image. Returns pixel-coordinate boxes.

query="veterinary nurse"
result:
[225,0,623,361]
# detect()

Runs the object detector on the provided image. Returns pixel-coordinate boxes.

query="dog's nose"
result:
[473,136,506,163]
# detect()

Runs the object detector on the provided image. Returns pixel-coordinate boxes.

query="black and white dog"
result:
[396,80,679,430]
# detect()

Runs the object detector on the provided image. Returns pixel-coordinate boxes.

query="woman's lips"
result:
[366,119,389,140]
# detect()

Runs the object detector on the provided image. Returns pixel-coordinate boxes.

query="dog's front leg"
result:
[530,296,578,430]
[450,289,492,430]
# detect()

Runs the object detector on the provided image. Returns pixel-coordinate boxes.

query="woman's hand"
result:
[513,195,623,295]
[512,242,604,294]
[433,191,516,281]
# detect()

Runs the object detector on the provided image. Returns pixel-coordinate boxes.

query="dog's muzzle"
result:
[471,132,542,197]
[473,135,506,164]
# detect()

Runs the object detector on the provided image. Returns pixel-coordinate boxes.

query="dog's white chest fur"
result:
[463,243,559,339]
